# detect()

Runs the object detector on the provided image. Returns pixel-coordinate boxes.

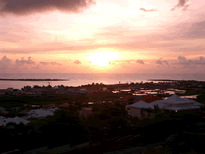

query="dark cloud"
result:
[156,60,163,65]
[0,55,12,72]
[0,0,96,16]
[176,56,205,66]
[16,57,35,65]
[40,62,49,65]
[156,59,170,66]
[0,55,11,64]
[182,4,189,11]
[163,60,169,66]
[50,61,62,65]
[171,0,189,11]
[74,60,81,65]
[139,8,157,12]
[136,59,144,64]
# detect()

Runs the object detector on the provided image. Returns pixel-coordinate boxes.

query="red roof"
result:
[133,95,162,103]
[119,95,135,101]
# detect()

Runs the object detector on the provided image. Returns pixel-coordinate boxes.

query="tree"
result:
[141,108,145,118]
[127,97,135,105]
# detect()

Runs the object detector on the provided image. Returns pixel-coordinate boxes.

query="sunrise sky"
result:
[0,0,205,74]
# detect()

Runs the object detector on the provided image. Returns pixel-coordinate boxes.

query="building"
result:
[129,101,154,119]
[150,94,204,112]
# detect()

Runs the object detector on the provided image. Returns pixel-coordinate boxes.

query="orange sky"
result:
[1,0,205,73]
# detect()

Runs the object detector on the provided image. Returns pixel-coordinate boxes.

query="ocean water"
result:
[0,73,205,89]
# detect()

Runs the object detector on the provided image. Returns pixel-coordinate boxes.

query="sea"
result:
[0,73,205,89]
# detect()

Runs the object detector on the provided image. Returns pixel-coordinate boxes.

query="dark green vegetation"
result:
[1,100,205,154]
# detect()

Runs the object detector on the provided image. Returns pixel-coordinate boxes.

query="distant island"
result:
[0,79,69,81]
[148,79,197,81]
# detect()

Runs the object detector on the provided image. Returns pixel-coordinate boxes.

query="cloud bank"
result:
[16,57,35,66]
[176,56,205,66]
[0,0,96,16]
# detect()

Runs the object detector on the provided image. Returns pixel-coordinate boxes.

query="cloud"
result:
[0,56,12,72]
[176,56,205,66]
[40,62,49,65]
[163,60,169,66]
[156,60,163,65]
[50,61,62,65]
[182,4,189,11]
[74,60,81,65]
[139,8,157,12]
[171,0,190,11]
[156,59,170,66]
[0,55,11,64]
[0,0,96,16]
[16,57,35,66]
[136,59,144,64]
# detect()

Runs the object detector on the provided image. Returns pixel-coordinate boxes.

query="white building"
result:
[150,94,204,112]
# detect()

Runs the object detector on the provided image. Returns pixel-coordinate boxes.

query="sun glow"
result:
[87,52,118,67]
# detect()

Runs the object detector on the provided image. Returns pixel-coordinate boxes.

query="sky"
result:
[1,0,205,74]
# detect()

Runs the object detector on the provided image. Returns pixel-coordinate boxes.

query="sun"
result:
[87,52,118,67]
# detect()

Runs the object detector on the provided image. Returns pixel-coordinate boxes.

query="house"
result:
[150,94,204,112]
[128,101,154,119]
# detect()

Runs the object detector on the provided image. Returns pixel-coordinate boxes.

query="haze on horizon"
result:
[0,0,205,74]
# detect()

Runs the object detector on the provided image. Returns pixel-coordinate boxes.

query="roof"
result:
[164,106,201,111]
[129,101,154,109]
[135,96,143,100]
[150,94,204,109]
[0,107,5,111]
[133,95,163,103]
[119,95,135,101]
[152,94,201,105]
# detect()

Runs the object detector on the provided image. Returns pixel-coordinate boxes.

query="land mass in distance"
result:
[148,79,197,81]
[0,79,69,81]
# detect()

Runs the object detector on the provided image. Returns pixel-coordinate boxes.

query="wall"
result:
[129,107,149,119]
